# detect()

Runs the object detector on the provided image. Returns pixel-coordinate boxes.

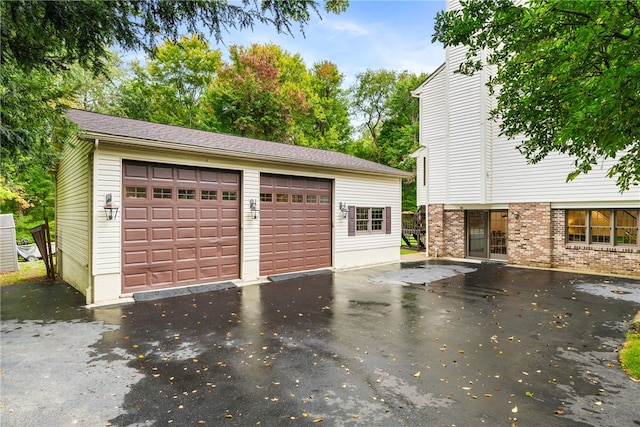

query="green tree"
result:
[348,69,399,163]
[347,69,426,211]
[113,35,222,128]
[433,0,640,191]
[379,72,426,211]
[304,61,352,150]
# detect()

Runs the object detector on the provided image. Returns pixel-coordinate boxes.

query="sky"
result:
[210,0,447,87]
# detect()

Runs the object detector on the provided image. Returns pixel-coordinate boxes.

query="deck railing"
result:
[402,206,426,250]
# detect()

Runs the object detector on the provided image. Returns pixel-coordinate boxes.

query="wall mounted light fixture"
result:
[511,211,520,220]
[339,202,348,219]
[249,199,259,219]
[103,193,119,221]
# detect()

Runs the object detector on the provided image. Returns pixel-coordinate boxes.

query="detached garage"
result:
[57,109,409,305]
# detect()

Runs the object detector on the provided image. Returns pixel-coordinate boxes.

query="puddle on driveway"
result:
[369,264,476,286]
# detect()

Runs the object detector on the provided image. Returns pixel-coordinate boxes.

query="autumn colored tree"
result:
[204,44,311,142]
[434,0,640,191]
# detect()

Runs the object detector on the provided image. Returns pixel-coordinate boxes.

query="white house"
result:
[411,0,639,277]
[57,109,409,304]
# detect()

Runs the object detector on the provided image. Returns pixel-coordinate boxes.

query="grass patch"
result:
[0,260,47,286]
[620,312,640,381]
[401,248,419,255]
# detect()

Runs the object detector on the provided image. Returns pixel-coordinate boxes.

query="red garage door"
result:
[122,161,240,293]
[260,174,332,275]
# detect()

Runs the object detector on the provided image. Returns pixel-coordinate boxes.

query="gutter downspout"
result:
[87,138,99,305]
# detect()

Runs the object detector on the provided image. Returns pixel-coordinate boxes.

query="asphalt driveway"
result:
[1,259,639,426]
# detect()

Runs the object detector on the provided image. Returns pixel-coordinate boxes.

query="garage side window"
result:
[349,206,391,236]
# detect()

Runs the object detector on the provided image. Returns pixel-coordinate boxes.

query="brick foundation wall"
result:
[508,202,552,268]
[444,210,465,258]
[427,205,465,258]
[427,204,444,258]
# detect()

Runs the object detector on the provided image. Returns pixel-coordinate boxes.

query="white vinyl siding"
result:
[56,138,92,294]
[446,44,483,203]
[334,175,401,252]
[417,17,638,206]
[92,151,122,274]
[418,66,448,204]
[490,129,637,203]
[242,168,260,255]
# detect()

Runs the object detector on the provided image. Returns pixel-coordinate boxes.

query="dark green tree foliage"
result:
[434,0,640,191]
[1,0,348,75]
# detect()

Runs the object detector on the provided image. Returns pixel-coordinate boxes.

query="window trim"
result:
[351,206,388,235]
[566,209,639,247]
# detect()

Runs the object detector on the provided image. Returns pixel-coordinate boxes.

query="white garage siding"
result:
[333,175,402,269]
[56,137,93,300]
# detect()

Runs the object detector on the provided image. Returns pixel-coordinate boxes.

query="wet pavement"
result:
[1,260,639,427]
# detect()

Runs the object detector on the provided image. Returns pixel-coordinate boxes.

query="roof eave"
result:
[79,130,412,179]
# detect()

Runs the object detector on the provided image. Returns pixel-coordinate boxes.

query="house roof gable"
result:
[66,109,410,178]
[411,62,446,97]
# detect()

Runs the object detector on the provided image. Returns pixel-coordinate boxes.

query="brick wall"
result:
[427,204,444,257]
[444,210,465,258]
[427,204,465,258]
[508,202,552,268]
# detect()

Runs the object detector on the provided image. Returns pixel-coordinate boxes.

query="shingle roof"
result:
[67,109,410,178]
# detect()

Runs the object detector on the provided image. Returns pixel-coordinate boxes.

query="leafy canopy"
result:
[433,0,640,191]
[1,0,348,75]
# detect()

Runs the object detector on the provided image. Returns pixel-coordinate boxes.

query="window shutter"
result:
[385,206,391,234]
[348,206,356,236]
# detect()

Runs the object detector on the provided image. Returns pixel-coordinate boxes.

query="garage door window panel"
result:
[126,187,147,199]
[201,190,217,200]
[222,191,237,201]
[154,188,172,199]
